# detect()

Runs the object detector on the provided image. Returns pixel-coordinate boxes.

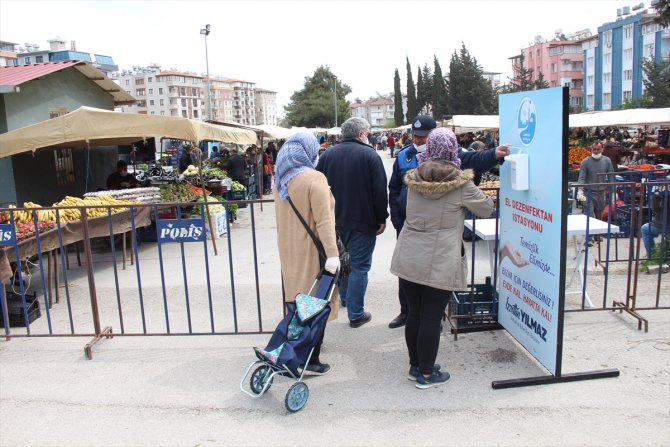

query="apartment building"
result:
[583,5,669,111]
[254,88,278,126]
[14,37,118,76]
[348,95,406,127]
[227,79,256,126]
[514,29,591,109]
[114,65,204,119]
[0,41,18,67]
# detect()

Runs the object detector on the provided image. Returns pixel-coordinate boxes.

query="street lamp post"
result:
[200,24,211,121]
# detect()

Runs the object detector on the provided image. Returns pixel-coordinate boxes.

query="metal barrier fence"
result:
[0,199,279,358]
[457,179,669,334]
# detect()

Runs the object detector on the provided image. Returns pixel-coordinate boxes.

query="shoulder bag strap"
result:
[287,196,327,262]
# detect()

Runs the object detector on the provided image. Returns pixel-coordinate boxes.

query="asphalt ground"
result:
[1,149,668,447]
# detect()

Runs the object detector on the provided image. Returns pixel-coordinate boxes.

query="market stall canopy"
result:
[392,124,412,132]
[568,108,670,128]
[443,115,499,133]
[0,106,257,158]
[256,124,295,139]
[326,127,341,136]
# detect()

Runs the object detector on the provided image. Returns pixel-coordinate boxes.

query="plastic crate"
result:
[613,205,648,237]
[450,280,497,328]
[0,291,41,328]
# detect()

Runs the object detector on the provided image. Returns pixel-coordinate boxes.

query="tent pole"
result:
[196,143,218,256]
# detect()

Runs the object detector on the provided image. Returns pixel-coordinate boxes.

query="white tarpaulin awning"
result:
[326,127,341,135]
[444,115,499,133]
[0,106,257,158]
[568,108,670,127]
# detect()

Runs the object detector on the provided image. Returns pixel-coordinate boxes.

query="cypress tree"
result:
[406,56,417,122]
[432,55,448,119]
[416,66,425,114]
[393,68,404,125]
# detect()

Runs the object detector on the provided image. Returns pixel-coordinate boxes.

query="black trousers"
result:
[400,278,450,375]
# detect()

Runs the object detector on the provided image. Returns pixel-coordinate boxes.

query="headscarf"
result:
[418,127,461,167]
[275,132,320,200]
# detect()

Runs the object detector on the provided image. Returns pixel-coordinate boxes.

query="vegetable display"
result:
[15,221,56,242]
[231,181,245,192]
[568,147,591,165]
[159,183,197,203]
[52,196,138,221]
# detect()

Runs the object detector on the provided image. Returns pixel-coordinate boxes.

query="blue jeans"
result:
[641,223,667,258]
[338,229,376,321]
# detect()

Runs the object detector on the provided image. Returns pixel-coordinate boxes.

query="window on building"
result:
[149,100,154,105]
[587,95,594,108]
[192,98,198,107]
[160,111,165,116]
[623,91,632,101]
[624,25,633,39]
[35,55,43,63]
[148,88,153,94]
[136,88,145,96]
[552,81,559,87]
[645,43,655,58]
[151,111,155,115]
[180,87,186,96]
[23,56,31,64]
[193,110,199,118]
[148,77,153,83]
[604,73,611,83]
[551,63,558,73]
[529,51,533,60]
[160,99,164,106]
[182,110,187,118]
[125,79,130,85]
[192,87,197,96]
[603,92,611,106]
[137,100,146,107]
[604,53,612,64]
[604,30,612,47]
[624,48,633,60]
[181,99,186,107]
[623,70,633,81]
[587,57,594,68]
[587,75,594,86]
[159,87,163,94]
[135,78,144,85]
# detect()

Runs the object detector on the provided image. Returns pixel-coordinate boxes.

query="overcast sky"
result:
[0,0,643,114]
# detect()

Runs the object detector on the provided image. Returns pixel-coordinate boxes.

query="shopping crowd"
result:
[272,115,511,389]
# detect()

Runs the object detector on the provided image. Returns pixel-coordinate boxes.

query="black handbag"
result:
[287,197,351,278]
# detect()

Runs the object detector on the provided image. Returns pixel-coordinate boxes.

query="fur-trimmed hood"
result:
[404,159,474,200]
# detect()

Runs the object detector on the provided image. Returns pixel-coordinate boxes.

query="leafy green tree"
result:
[431,55,448,119]
[393,68,404,125]
[653,0,670,26]
[448,43,497,114]
[504,52,536,93]
[642,58,670,107]
[406,56,417,122]
[284,65,352,127]
[534,70,550,89]
[420,64,433,113]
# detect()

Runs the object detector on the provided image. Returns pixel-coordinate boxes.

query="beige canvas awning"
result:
[0,106,257,158]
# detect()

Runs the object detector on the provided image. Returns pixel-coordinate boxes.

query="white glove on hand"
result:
[325,256,340,274]
[577,193,587,202]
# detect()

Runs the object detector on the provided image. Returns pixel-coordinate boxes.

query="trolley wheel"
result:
[285,382,309,413]
[249,365,273,395]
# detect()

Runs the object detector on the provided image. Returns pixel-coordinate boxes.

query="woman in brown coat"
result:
[391,128,494,389]
[274,132,340,375]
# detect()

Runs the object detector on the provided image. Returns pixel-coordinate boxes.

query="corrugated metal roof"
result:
[0,61,135,105]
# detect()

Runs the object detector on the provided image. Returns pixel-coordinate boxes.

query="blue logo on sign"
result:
[157,219,205,243]
[517,97,537,146]
[0,223,15,246]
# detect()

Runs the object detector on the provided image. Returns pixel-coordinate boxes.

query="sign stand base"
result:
[492,368,620,389]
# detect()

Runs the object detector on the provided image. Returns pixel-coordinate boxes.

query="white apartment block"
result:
[113,65,204,119]
[348,95,406,127]
[255,88,278,126]
[0,41,18,67]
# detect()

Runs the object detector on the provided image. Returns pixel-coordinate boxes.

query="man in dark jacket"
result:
[226,148,248,186]
[387,115,511,329]
[316,117,388,328]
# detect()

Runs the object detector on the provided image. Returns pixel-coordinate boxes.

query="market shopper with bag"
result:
[390,128,494,389]
[274,132,340,375]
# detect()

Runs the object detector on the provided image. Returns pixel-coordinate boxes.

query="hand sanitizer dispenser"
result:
[506,153,529,191]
